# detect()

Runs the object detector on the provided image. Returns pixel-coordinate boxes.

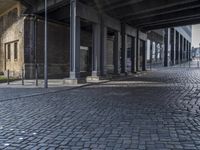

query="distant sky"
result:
[192,24,200,48]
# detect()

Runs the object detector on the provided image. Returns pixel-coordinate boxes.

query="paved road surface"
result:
[0,66,200,149]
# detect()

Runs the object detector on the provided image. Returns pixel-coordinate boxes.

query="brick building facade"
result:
[0,1,192,81]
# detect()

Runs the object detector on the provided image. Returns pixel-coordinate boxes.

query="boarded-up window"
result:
[7,44,11,60]
[14,42,18,60]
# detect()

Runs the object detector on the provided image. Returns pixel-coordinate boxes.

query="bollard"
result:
[7,70,10,85]
[22,67,24,85]
[35,64,38,86]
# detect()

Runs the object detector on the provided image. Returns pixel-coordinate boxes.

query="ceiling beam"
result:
[103,0,143,11]
[138,15,200,28]
[116,0,198,19]
[123,1,200,22]
[142,16,200,31]
[132,7,200,27]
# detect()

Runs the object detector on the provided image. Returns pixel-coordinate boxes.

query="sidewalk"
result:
[0,79,83,88]
[0,73,148,102]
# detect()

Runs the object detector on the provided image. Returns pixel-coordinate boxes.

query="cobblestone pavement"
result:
[0,87,72,101]
[0,66,200,149]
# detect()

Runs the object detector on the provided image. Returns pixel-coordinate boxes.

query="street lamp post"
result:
[44,0,48,88]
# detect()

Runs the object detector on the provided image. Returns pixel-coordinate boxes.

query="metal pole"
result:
[7,70,10,85]
[35,64,38,86]
[44,0,48,88]
[22,67,24,85]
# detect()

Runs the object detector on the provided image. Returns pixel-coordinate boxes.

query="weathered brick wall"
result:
[24,18,70,79]
[0,8,24,77]
[0,5,95,79]
[24,18,93,79]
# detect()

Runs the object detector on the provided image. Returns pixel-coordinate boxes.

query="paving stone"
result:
[0,65,199,149]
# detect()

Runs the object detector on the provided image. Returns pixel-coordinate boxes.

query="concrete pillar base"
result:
[86,76,109,83]
[127,72,137,76]
[120,72,128,77]
[86,76,100,82]
[63,78,86,85]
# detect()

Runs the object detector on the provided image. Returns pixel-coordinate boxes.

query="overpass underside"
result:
[0,0,197,82]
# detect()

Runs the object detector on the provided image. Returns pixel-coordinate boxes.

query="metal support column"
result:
[183,38,186,61]
[114,32,120,75]
[70,0,80,79]
[155,42,158,63]
[189,42,191,61]
[164,28,169,67]
[121,24,127,74]
[175,31,179,65]
[186,41,189,61]
[178,33,181,64]
[170,28,175,65]
[142,41,147,71]
[131,37,136,73]
[150,41,153,70]
[180,35,183,63]
[92,23,100,77]
[136,29,140,71]
[100,25,107,76]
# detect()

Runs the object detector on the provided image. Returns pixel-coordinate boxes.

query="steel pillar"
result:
[70,0,80,79]
[178,33,181,64]
[170,28,176,65]
[164,28,169,67]
[142,41,147,71]
[121,24,127,73]
[175,31,179,64]
[180,35,183,63]
[189,42,191,61]
[131,37,136,73]
[92,23,101,77]
[114,32,120,75]
[186,41,189,61]
[136,29,140,71]
[100,26,107,76]
[150,41,153,69]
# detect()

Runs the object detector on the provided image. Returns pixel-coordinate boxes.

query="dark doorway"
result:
[127,36,135,73]
[80,20,92,77]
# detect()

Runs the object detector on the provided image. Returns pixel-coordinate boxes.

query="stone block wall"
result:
[0,7,24,78]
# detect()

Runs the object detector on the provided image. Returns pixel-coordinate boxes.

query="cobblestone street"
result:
[0,65,200,149]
